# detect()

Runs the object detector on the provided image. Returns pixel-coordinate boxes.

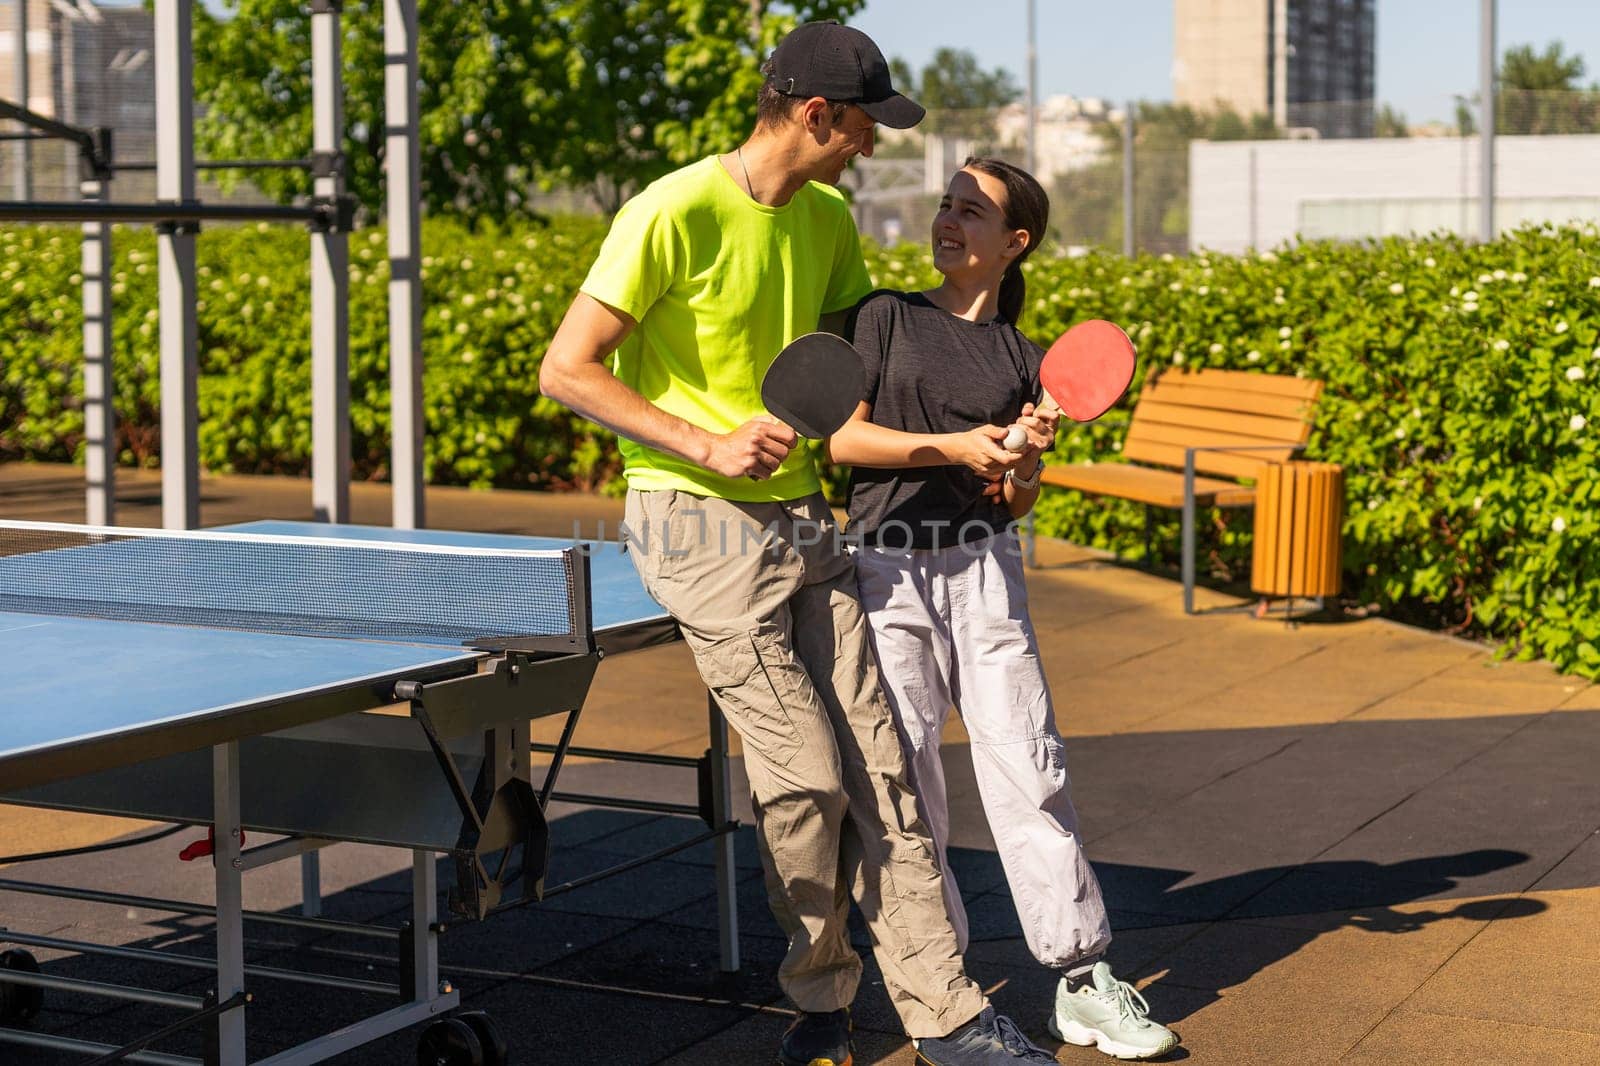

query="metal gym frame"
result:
[0,0,426,532]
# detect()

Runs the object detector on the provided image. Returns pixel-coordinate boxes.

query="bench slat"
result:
[1139,380,1321,421]
[1148,367,1323,401]
[1123,434,1297,479]
[1040,462,1257,508]
[1131,400,1313,443]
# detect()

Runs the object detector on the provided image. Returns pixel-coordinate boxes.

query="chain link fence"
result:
[848,92,1600,257]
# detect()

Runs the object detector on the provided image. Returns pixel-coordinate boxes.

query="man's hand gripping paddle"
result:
[1004,318,1137,451]
[760,332,865,439]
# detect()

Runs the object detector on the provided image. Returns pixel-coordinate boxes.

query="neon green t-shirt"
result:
[580,156,873,501]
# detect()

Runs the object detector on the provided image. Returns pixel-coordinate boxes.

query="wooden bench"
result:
[1038,367,1324,613]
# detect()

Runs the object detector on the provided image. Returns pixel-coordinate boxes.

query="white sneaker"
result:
[1047,962,1178,1061]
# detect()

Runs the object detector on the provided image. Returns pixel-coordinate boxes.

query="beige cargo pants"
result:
[624,488,988,1039]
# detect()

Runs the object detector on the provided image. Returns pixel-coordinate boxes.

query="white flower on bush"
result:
[1461,301,1479,313]
[1554,321,1569,334]
[1590,276,1600,288]
[1493,339,1510,352]
[1394,427,1406,440]
[1494,269,1507,281]
[1246,350,1262,362]
[1572,414,1588,431]
[1477,273,1494,285]
[1169,281,1182,291]
[1210,343,1224,355]
[461,294,477,308]
[1512,272,1527,283]
[1280,340,1293,350]
[1424,256,1437,268]
[460,258,474,270]
[1197,285,1210,295]
[1472,496,1484,511]
[1389,282,1405,295]
[1463,290,1480,302]
[1172,351,1186,365]
[1568,366,1586,382]
[1278,326,1293,339]
[1367,498,1380,511]
[1552,516,1566,533]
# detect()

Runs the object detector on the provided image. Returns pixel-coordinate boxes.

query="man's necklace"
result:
[737,145,754,199]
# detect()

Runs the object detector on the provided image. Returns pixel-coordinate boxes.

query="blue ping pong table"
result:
[0,520,739,1066]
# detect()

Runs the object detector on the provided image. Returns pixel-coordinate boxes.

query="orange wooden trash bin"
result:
[1251,461,1344,599]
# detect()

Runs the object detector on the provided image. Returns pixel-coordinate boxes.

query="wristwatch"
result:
[1007,458,1044,489]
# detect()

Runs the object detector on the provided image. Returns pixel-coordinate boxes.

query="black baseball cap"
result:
[765,21,925,129]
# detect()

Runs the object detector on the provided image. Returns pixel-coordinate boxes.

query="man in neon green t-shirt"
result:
[542,22,1054,1066]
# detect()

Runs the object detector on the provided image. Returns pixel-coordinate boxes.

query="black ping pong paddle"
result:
[759,332,865,439]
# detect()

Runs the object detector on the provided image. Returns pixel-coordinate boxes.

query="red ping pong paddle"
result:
[1006,318,1136,450]
[759,332,865,439]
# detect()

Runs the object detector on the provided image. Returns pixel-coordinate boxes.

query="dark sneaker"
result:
[778,1007,853,1066]
[915,1006,1057,1064]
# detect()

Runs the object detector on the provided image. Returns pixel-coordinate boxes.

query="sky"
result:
[851,0,1600,124]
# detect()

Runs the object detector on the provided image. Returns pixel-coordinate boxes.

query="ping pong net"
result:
[0,520,593,653]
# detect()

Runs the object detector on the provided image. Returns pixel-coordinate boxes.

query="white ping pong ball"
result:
[1003,425,1028,451]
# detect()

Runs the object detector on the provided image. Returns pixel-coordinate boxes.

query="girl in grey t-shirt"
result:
[830,158,1179,1061]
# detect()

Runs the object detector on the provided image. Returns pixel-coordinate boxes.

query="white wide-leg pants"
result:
[855,532,1112,972]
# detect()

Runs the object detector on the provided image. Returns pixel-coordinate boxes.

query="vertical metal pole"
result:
[13,0,29,200]
[410,850,438,1001]
[1122,101,1135,257]
[1248,146,1259,250]
[385,0,425,529]
[212,742,246,1066]
[1271,0,1289,128]
[1024,0,1036,176]
[708,693,740,973]
[1182,450,1197,615]
[1479,0,1496,242]
[155,0,198,529]
[82,176,115,526]
[310,0,349,523]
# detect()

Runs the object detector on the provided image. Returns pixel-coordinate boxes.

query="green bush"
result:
[0,215,615,491]
[3,219,1598,676]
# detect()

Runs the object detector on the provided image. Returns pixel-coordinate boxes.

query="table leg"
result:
[213,741,246,1066]
[299,852,322,918]
[707,694,740,973]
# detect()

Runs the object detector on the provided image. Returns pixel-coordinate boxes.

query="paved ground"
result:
[2,462,1598,1064]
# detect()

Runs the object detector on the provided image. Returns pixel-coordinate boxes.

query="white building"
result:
[1189,134,1600,252]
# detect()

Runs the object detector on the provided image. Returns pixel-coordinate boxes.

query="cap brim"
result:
[859,93,925,130]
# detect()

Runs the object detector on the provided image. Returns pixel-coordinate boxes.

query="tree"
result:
[1497,42,1600,134]
[1501,41,1586,91]
[192,0,864,221]
[896,47,1020,139]
[1374,104,1410,138]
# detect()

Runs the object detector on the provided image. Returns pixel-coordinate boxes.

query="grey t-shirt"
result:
[844,290,1044,550]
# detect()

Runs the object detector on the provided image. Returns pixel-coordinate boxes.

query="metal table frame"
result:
[0,575,740,1064]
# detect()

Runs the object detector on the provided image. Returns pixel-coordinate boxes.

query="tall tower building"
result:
[1173,0,1376,138]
